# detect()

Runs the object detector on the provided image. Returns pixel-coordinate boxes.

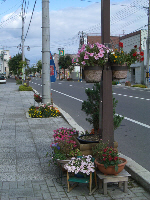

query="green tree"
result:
[36,60,42,73]
[81,83,124,134]
[58,55,72,79]
[8,53,22,76]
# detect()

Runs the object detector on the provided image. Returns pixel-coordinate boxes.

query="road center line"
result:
[52,89,150,129]
[113,93,148,101]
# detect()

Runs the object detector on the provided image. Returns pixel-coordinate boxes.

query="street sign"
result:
[59,50,65,56]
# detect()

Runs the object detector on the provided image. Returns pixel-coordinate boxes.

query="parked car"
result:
[0,75,6,84]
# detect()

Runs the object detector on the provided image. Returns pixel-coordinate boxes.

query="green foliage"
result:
[82,83,100,132]
[132,84,147,88]
[16,79,22,85]
[36,60,42,73]
[8,53,22,76]
[19,85,33,91]
[112,81,117,85]
[58,55,72,79]
[81,83,124,133]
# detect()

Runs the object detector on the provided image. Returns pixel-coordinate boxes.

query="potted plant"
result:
[77,43,110,82]
[34,93,42,103]
[46,127,81,166]
[109,43,144,79]
[78,83,124,142]
[93,140,127,175]
[64,155,95,176]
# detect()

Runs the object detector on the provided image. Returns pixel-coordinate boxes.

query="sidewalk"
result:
[0,78,150,200]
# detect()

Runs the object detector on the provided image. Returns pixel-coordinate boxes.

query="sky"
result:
[0,0,148,66]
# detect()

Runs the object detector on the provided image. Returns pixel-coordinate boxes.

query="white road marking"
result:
[113,93,149,101]
[51,89,150,129]
[118,114,150,129]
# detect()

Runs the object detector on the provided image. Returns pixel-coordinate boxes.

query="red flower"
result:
[133,52,137,57]
[102,154,107,157]
[141,57,144,61]
[109,157,112,161]
[134,45,137,48]
[140,52,144,56]
[109,151,112,154]
[114,156,118,161]
[103,148,107,152]
[103,158,106,161]
[119,42,123,48]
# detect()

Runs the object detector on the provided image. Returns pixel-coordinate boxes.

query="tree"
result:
[36,60,42,73]
[8,53,22,76]
[81,83,124,134]
[58,55,72,79]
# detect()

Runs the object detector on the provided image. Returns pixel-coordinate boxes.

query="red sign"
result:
[50,65,54,76]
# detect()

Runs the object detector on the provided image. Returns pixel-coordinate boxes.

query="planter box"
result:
[125,82,131,86]
[73,137,118,156]
[73,136,98,156]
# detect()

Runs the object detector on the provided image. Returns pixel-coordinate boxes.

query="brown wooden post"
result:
[101,0,110,44]
[100,0,114,147]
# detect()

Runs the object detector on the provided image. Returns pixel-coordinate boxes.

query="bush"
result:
[81,83,124,133]
[132,84,147,88]
[16,79,22,85]
[19,85,33,91]
[112,81,117,85]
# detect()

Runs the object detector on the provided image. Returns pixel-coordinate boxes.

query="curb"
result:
[54,103,150,193]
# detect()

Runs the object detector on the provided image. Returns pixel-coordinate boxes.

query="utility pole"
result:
[22,3,25,83]
[42,0,51,104]
[146,0,150,88]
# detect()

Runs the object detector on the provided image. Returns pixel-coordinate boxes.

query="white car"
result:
[0,75,6,84]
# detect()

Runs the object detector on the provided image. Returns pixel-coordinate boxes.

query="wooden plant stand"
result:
[67,171,98,195]
[96,169,131,195]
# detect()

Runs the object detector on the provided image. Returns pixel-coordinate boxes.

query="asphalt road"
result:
[29,77,150,172]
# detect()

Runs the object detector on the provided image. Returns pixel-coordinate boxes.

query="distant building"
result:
[120,30,147,84]
[0,50,10,77]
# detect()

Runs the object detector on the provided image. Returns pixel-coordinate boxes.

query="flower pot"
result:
[94,157,127,175]
[34,98,42,103]
[84,66,103,83]
[77,134,99,144]
[111,63,128,79]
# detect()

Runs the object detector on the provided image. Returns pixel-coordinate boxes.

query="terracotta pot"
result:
[84,66,103,83]
[111,63,128,79]
[94,157,127,175]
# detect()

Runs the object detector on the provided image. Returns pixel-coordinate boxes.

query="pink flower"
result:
[84,53,89,60]
[81,61,86,65]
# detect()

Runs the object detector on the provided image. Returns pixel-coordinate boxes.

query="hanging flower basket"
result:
[84,66,103,83]
[111,63,128,79]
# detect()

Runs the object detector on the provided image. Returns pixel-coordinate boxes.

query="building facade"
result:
[0,50,10,77]
[120,30,148,84]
